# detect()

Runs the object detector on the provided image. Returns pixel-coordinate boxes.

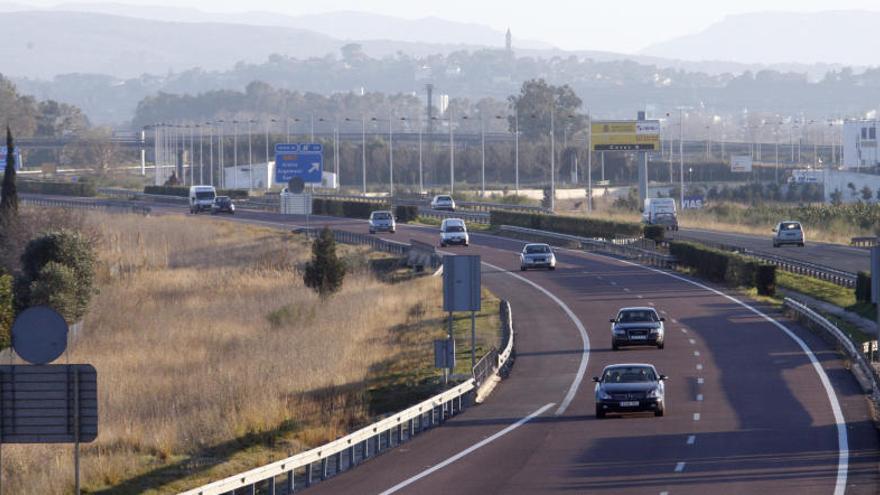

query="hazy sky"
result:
[25,0,880,52]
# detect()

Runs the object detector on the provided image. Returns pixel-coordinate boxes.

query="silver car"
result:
[594,363,667,418]
[368,210,396,234]
[430,195,456,211]
[610,307,665,350]
[520,243,556,271]
[773,220,805,247]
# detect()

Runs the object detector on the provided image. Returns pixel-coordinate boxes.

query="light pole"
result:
[463,114,486,196]
[496,113,519,194]
[346,117,367,194]
[232,120,239,189]
[198,124,204,184]
[188,124,195,186]
[206,122,214,186]
[401,116,424,193]
[264,119,270,190]
[679,108,686,209]
[432,113,455,193]
[247,119,255,191]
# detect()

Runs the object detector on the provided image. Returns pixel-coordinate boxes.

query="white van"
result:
[439,218,469,247]
[642,198,678,231]
[189,185,217,214]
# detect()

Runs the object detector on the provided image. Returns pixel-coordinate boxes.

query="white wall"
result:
[223,161,274,190]
[824,169,880,203]
[842,120,879,169]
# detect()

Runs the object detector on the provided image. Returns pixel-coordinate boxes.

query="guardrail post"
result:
[244,484,255,495]
[458,394,463,413]
[305,463,313,487]
[363,438,369,459]
[320,458,328,480]
[286,470,295,493]
[408,418,415,439]
[335,452,342,475]
[266,477,276,495]
[395,424,402,446]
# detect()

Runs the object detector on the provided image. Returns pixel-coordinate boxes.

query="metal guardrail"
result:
[298,227,442,269]
[674,233,857,288]
[21,196,151,215]
[497,225,676,268]
[312,193,547,215]
[180,300,517,495]
[851,236,879,248]
[417,208,490,225]
[783,298,880,402]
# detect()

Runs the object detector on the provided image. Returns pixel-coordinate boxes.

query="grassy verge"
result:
[777,271,876,320]
[3,212,501,494]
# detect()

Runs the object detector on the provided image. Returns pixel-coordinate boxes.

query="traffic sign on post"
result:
[275,143,323,184]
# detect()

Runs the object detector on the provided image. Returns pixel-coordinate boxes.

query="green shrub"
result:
[17,230,96,323]
[643,225,665,242]
[395,205,418,223]
[0,273,12,349]
[312,198,387,219]
[856,271,872,303]
[143,185,248,198]
[755,264,777,296]
[17,180,96,197]
[303,227,346,298]
[490,211,641,239]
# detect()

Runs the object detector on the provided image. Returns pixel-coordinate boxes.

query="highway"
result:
[21,195,880,493]
[675,228,870,275]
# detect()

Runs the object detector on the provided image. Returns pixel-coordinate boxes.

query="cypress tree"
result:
[0,126,18,218]
[303,227,346,298]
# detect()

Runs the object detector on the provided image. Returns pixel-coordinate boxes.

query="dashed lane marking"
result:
[687,435,696,445]
[675,462,686,472]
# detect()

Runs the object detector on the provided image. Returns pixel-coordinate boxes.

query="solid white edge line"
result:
[480,261,591,416]
[378,402,556,495]
[687,435,696,445]
[613,258,849,495]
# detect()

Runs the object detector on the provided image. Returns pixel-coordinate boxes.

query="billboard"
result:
[731,155,753,173]
[274,144,323,184]
[591,120,660,152]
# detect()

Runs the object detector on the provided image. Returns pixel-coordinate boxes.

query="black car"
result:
[211,196,235,215]
[610,307,665,350]
[594,363,666,418]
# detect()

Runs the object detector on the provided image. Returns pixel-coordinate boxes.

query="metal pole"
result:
[286,118,291,143]
[601,151,605,182]
[775,130,780,183]
[218,123,224,188]
[233,121,239,190]
[362,117,367,194]
[480,118,485,196]
[310,114,315,141]
[514,112,519,194]
[154,125,160,185]
[74,367,80,495]
[550,105,555,211]
[248,120,254,191]
[208,124,214,187]
[445,312,452,385]
[470,311,476,372]
[449,111,455,194]
[199,126,204,184]
[418,119,423,193]
[389,116,394,196]
[265,120,270,190]
[679,109,684,209]
[189,124,194,186]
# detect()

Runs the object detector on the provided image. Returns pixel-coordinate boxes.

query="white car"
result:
[520,243,556,271]
[431,195,456,211]
[440,218,469,247]
[773,221,805,247]
[368,210,396,234]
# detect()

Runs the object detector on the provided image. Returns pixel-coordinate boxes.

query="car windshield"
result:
[603,366,657,383]
[617,310,659,323]
[372,212,392,220]
[196,191,215,200]
[436,196,452,202]
[525,245,551,254]
[215,196,230,203]
[781,222,801,231]
[445,225,465,233]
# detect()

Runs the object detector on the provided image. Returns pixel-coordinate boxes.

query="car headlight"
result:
[597,390,612,400]
[613,328,625,335]
[647,388,661,399]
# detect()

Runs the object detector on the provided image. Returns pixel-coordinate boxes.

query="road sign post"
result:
[443,255,481,380]
[872,246,880,359]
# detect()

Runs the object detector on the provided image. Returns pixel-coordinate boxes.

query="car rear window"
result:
[618,310,658,323]
[444,225,465,233]
[195,191,215,200]
[781,222,801,231]
[525,245,550,254]
[603,366,656,383]
[372,212,392,220]
[436,196,452,202]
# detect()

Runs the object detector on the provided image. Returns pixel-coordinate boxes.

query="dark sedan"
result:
[594,363,666,418]
[211,196,235,215]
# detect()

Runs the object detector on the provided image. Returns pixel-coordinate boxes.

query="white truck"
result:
[642,198,678,231]
[189,185,217,214]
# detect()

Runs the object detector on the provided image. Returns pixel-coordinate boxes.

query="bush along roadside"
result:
[643,224,665,242]
[395,205,418,223]
[669,240,776,296]
[312,198,387,219]
[490,210,642,239]
[143,185,249,199]
[17,180,96,197]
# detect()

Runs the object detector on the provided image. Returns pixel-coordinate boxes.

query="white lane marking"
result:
[671,318,678,323]
[687,435,696,445]
[597,275,604,279]
[693,413,701,421]
[696,364,703,371]
[614,258,849,495]
[623,288,631,292]
[697,377,704,385]
[694,350,701,357]
[674,462,686,472]
[610,281,618,286]
[660,310,667,315]
[379,403,556,495]
[636,295,644,299]
[680,328,687,334]
[697,394,704,401]
[660,492,669,495]
[688,338,696,345]
[480,261,590,416]
[648,302,655,306]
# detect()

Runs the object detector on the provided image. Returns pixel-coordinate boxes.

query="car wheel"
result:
[369,230,375,235]
[773,242,779,248]
[612,342,619,351]
[654,405,665,417]
[520,266,526,272]
[549,266,556,271]
[595,405,606,419]
[657,342,664,350]
[799,242,805,247]
[464,242,469,247]
[390,230,396,234]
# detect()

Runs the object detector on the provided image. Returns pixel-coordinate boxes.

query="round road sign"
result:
[11,306,69,365]
[288,177,305,194]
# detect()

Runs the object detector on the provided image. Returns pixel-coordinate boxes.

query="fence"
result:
[674,233,857,288]
[851,236,879,248]
[179,299,516,495]
[783,298,879,403]
[21,196,151,215]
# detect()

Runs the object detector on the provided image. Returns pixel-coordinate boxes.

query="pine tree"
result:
[0,127,18,219]
[303,227,346,298]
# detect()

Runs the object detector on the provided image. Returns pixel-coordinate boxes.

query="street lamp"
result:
[401,116,424,193]
[462,114,486,196]
[431,113,455,194]
[345,116,367,194]
[496,113,518,194]
[247,119,256,191]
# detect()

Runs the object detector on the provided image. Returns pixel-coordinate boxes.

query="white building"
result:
[824,169,880,203]
[842,120,880,169]
[223,162,275,190]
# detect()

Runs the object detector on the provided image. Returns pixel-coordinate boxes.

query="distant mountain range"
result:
[641,10,880,66]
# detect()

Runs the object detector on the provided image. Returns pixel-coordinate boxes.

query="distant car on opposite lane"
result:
[520,243,556,271]
[211,196,235,215]
[369,210,396,234]
[431,195,456,211]
[594,363,667,418]
[773,220,805,247]
[440,218,469,247]
[610,307,665,350]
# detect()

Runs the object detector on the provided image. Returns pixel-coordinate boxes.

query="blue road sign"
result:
[0,147,22,171]
[275,143,323,184]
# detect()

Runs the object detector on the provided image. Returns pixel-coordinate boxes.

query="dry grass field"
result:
[2,212,498,494]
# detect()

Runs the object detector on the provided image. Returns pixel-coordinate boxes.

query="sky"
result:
[21,0,880,53]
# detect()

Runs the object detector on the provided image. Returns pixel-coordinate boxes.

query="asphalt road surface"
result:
[24,196,880,494]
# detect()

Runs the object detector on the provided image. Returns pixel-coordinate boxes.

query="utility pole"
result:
[679,108,685,209]
[389,115,394,196]
[587,111,592,212]
[550,105,556,211]
[449,111,455,194]
[362,117,367,194]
